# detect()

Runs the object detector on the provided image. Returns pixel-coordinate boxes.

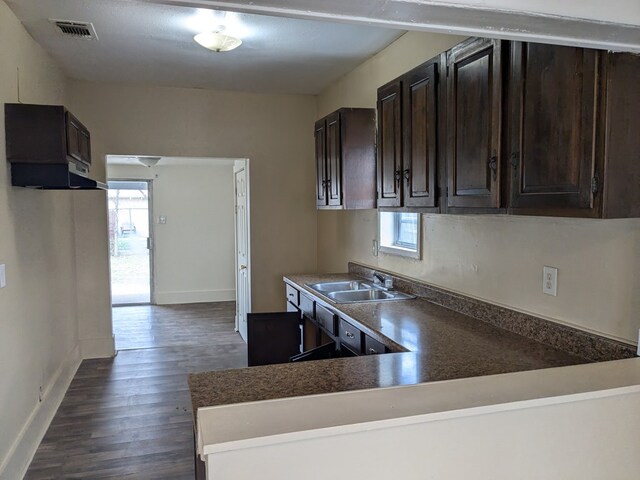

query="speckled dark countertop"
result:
[189,273,589,419]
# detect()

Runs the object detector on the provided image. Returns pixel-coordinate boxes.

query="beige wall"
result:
[0,1,78,474]
[68,81,318,312]
[108,161,237,304]
[318,32,466,117]
[316,31,640,344]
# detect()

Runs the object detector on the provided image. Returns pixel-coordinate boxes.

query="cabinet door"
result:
[339,318,362,354]
[247,312,301,366]
[316,304,337,336]
[403,61,438,208]
[314,119,328,207]
[78,128,91,165]
[446,38,503,209]
[364,335,387,355]
[326,111,343,206]
[65,113,81,163]
[509,43,597,212]
[377,81,402,207]
[601,52,640,218]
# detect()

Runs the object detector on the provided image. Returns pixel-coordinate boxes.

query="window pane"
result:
[395,213,417,248]
[379,211,420,258]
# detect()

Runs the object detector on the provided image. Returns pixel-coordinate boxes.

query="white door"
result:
[234,164,250,342]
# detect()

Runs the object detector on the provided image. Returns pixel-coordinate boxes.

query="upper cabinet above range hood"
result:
[4,103,106,190]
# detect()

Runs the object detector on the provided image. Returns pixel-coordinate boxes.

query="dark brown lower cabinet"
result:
[316,304,338,336]
[250,284,396,366]
[248,310,344,366]
[364,335,387,355]
[339,319,363,354]
[290,342,337,362]
[338,318,390,356]
[247,312,302,366]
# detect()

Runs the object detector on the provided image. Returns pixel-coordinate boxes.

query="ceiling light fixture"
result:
[194,28,242,52]
[137,156,161,168]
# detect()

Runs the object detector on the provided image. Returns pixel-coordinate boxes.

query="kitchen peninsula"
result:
[189,263,637,479]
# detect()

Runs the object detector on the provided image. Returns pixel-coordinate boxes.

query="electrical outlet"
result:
[39,385,43,402]
[0,264,5,288]
[543,266,558,296]
[158,216,167,224]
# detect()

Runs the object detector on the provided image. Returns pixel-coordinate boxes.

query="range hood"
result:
[10,163,107,190]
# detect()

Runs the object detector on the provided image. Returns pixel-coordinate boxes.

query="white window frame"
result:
[378,211,421,259]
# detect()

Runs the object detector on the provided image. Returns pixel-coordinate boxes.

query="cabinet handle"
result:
[326,179,331,190]
[345,331,355,339]
[403,168,410,186]
[394,169,402,189]
[488,155,498,181]
[510,152,519,168]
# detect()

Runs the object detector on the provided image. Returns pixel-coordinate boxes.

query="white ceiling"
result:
[6,0,405,95]
[155,0,640,52]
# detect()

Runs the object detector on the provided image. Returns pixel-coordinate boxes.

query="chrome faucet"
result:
[372,271,393,290]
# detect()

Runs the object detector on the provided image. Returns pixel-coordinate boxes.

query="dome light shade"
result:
[194,31,242,52]
[137,156,161,167]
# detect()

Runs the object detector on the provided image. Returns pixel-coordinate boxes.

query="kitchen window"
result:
[378,211,421,259]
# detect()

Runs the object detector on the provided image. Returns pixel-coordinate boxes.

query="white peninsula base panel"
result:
[197,358,640,480]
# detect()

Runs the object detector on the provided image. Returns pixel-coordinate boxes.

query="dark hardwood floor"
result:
[25,302,247,479]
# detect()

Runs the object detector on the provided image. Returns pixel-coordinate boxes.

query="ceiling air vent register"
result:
[50,20,98,40]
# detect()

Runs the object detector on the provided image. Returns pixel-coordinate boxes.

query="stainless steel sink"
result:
[326,289,413,303]
[306,280,414,303]
[306,280,373,293]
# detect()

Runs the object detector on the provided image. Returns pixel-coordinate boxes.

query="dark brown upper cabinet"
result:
[376,57,440,210]
[376,81,403,207]
[325,112,342,206]
[314,108,376,210]
[314,119,327,207]
[66,111,92,167]
[446,38,504,211]
[403,60,439,208]
[5,104,92,167]
[507,42,598,215]
[595,51,640,219]
[505,44,640,218]
[368,37,640,218]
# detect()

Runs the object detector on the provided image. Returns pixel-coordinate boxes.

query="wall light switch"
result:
[543,266,558,296]
[158,216,167,224]
[0,264,6,289]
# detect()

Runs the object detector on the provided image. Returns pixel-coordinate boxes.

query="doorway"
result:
[108,180,153,305]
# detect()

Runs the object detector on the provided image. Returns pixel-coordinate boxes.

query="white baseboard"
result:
[0,345,81,480]
[155,289,235,305]
[80,335,115,359]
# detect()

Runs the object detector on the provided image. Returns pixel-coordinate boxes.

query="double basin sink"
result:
[306,280,414,304]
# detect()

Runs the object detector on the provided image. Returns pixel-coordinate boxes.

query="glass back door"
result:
[108,180,152,305]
